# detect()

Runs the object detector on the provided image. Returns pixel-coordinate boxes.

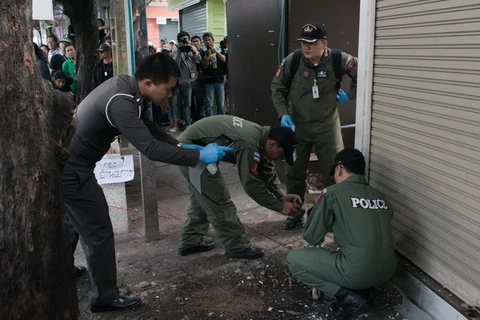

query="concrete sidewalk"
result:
[74,150,406,320]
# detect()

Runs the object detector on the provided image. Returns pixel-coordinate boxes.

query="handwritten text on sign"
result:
[94,155,134,185]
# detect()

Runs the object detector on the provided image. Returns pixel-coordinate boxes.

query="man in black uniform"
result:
[64,53,231,313]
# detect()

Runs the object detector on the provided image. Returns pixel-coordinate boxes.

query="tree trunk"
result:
[60,0,98,104]
[0,0,79,318]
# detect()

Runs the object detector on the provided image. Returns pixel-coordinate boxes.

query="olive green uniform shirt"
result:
[305,175,396,274]
[271,48,358,125]
[179,115,285,212]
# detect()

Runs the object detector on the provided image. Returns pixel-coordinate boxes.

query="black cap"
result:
[330,148,366,175]
[295,22,327,43]
[53,70,67,80]
[269,127,299,166]
[96,43,112,52]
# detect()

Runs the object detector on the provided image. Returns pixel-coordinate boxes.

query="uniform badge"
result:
[250,152,261,173]
[315,188,327,203]
[302,24,316,33]
[303,69,311,78]
[276,59,286,77]
[346,58,355,73]
[316,70,328,78]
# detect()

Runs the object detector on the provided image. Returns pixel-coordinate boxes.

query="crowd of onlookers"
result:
[33,19,115,99]
[34,22,228,131]
[144,32,229,132]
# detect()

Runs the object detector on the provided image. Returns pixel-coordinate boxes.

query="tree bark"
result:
[0,0,78,319]
[59,0,98,104]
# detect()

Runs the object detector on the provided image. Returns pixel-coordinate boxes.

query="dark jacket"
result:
[68,75,200,171]
[93,59,114,88]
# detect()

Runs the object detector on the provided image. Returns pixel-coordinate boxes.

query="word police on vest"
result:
[351,198,388,210]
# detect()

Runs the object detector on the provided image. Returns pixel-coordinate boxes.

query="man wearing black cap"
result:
[177,115,302,259]
[93,43,114,88]
[286,149,396,319]
[271,22,358,230]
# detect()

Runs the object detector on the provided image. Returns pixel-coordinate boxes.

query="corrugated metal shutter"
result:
[371,0,480,307]
[159,19,179,43]
[180,0,207,38]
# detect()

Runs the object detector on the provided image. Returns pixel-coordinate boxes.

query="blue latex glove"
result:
[336,89,349,103]
[179,143,204,151]
[280,115,295,129]
[199,143,233,164]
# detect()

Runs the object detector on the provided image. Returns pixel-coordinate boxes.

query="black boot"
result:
[178,239,216,256]
[282,217,303,230]
[328,287,366,320]
[225,246,264,259]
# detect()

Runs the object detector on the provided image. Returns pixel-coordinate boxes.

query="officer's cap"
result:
[268,127,298,166]
[330,148,366,175]
[295,22,327,43]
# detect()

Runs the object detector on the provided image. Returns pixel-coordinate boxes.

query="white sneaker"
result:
[168,127,178,132]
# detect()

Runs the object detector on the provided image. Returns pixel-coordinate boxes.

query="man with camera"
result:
[201,32,227,116]
[172,31,201,128]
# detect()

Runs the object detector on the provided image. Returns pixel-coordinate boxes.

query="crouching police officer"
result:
[177,115,301,259]
[286,149,397,319]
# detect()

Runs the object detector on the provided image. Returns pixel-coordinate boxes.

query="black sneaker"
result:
[282,217,303,230]
[90,296,142,313]
[75,266,87,277]
[328,287,366,319]
[225,246,265,260]
[178,240,216,256]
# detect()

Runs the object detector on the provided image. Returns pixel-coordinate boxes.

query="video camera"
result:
[178,36,192,53]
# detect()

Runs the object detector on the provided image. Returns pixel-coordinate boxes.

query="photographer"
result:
[172,31,201,128]
[201,32,227,116]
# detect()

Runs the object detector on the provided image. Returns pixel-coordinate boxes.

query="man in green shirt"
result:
[62,43,76,94]
[177,115,302,259]
[286,149,397,319]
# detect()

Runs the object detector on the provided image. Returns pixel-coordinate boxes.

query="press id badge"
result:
[312,85,319,99]
[190,71,196,79]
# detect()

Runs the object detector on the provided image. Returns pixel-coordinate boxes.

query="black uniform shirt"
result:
[68,75,199,170]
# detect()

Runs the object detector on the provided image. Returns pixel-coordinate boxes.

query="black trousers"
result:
[63,165,119,305]
[192,80,205,121]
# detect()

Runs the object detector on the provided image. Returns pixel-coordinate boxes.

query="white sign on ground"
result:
[33,0,53,20]
[94,155,135,185]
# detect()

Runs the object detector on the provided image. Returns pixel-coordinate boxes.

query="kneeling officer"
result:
[286,149,397,319]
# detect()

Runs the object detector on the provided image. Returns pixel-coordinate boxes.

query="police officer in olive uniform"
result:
[177,115,302,259]
[271,22,358,230]
[64,53,231,313]
[286,149,397,319]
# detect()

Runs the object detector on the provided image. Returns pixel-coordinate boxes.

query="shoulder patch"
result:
[275,59,286,77]
[345,57,355,73]
[250,152,261,173]
[315,188,327,203]
[276,67,281,77]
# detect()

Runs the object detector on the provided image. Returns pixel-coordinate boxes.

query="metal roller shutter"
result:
[159,20,179,43]
[371,0,480,307]
[180,1,207,38]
